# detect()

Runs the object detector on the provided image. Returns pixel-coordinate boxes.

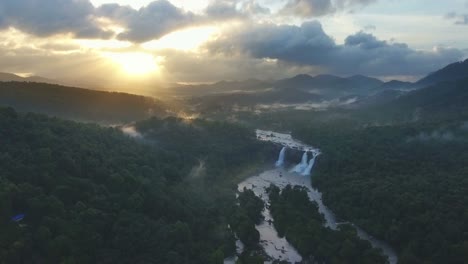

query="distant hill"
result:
[0,82,169,123]
[0,72,59,84]
[168,79,272,96]
[361,77,468,122]
[274,74,384,99]
[170,74,385,100]
[379,80,414,91]
[183,74,386,111]
[415,59,468,88]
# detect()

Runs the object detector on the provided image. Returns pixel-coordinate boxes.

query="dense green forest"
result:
[0,107,273,263]
[0,82,168,123]
[1,65,467,264]
[267,184,388,264]
[229,189,266,263]
[134,117,276,182]
[294,120,468,263]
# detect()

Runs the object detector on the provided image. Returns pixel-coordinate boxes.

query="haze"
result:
[0,0,467,93]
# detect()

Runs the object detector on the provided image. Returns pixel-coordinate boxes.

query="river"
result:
[225,130,398,264]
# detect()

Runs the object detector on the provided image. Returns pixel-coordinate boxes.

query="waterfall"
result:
[301,155,317,176]
[275,147,286,167]
[292,151,308,173]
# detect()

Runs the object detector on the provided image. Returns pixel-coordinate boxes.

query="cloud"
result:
[363,24,376,31]
[204,0,244,19]
[241,0,270,15]
[206,21,465,77]
[445,12,468,25]
[344,31,386,49]
[203,0,270,18]
[0,0,257,43]
[97,0,266,43]
[279,0,376,17]
[158,49,322,83]
[0,0,112,38]
[208,21,336,64]
[98,0,197,42]
[280,0,334,17]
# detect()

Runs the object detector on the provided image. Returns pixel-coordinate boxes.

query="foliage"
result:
[0,82,168,123]
[135,116,276,182]
[0,107,271,263]
[294,120,468,264]
[267,184,388,264]
[229,189,264,251]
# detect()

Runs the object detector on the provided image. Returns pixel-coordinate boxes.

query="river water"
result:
[225,130,398,264]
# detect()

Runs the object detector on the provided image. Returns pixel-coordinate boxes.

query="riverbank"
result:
[227,129,398,264]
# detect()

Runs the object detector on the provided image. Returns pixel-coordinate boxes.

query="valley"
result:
[1,58,467,264]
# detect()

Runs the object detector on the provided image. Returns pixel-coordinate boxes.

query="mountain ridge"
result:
[0,72,60,84]
[415,59,468,87]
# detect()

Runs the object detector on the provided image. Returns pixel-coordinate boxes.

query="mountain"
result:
[168,79,272,96]
[415,59,468,87]
[171,73,385,100]
[184,74,389,113]
[379,80,414,90]
[0,72,59,84]
[360,77,468,122]
[354,89,406,107]
[0,81,169,123]
[274,74,383,99]
[347,74,384,89]
[0,72,26,82]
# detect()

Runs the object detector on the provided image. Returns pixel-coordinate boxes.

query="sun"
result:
[103,52,159,76]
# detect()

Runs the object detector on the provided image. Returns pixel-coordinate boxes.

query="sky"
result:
[0,0,467,92]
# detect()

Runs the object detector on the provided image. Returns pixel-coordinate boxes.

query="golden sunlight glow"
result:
[142,26,218,51]
[177,112,200,120]
[102,52,160,75]
[76,39,132,49]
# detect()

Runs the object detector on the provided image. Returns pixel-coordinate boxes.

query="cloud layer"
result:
[0,0,466,85]
[280,0,376,17]
[98,0,198,42]
[0,0,112,38]
[445,12,468,25]
[207,21,464,77]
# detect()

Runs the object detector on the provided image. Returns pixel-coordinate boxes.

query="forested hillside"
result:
[0,107,273,263]
[134,117,276,180]
[294,121,468,263]
[0,82,168,123]
[359,77,468,123]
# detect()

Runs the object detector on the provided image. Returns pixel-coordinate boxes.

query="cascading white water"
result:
[230,129,398,264]
[292,151,308,173]
[275,147,286,167]
[301,155,317,176]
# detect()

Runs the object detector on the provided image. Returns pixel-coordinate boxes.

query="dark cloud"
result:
[0,0,112,38]
[205,0,243,19]
[280,0,376,17]
[345,31,386,49]
[98,0,197,42]
[97,0,264,43]
[280,0,335,17]
[207,22,465,77]
[0,0,266,43]
[209,21,336,65]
